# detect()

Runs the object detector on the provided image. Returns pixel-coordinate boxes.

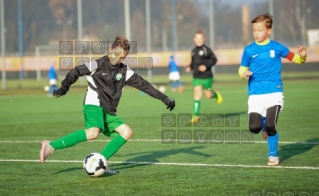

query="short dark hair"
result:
[111,36,130,53]
[251,13,273,29]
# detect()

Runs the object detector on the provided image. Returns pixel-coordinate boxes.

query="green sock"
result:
[193,100,201,116]
[212,92,218,98]
[101,135,127,160]
[49,130,87,150]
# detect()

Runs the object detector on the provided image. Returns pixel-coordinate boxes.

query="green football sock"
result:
[101,135,127,160]
[212,92,218,99]
[193,100,201,116]
[49,130,87,150]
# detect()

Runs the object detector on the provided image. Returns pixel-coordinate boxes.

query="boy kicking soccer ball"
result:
[239,13,307,166]
[39,36,176,174]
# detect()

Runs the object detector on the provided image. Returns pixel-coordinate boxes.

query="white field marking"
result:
[0,139,318,145]
[0,159,319,170]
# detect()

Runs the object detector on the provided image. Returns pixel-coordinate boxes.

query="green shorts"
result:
[193,78,213,90]
[83,105,125,137]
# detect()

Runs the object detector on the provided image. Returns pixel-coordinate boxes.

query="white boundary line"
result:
[0,159,319,170]
[0,139,318,145]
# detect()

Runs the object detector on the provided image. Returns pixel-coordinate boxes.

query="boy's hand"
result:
[242,71,253,79]
[198,65,206,72]
[297,45,307,57]
[186,66,191,73]
[162,97,175,111]
[53,87,68,98]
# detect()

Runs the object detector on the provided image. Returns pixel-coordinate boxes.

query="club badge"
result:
[115,73,123,81]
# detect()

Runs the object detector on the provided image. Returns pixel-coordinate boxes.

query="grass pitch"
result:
[0,73,318,195]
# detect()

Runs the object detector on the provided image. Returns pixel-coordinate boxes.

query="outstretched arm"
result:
[53,62,94,97]
[285,45,307,64]
[126,73,175,111]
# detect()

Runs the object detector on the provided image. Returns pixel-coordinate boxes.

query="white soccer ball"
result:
[158,86,166,93]
[44,86,49,92]
[83,153,107,177]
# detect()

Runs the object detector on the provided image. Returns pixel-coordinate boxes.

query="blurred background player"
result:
[39,36,176,174]
[47,61,58,97]
[239,13,307,166]
[168,55,183,93]
[186,30,222,123]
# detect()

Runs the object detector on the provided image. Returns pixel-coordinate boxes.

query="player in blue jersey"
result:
[168,55,183,93]
[238,13,307,166]
[48,62,58,97]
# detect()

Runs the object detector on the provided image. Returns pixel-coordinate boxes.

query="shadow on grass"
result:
[54,167,82,174]
[53,146,210,176]
[278,138,319,163]
[54,166,119,178]
[112,146,212,170]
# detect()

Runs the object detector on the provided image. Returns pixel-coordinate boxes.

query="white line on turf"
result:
[0,159,318,170]
[0,139,318,145]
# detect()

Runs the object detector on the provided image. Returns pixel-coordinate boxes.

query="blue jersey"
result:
[241,40,289,95]
[48,66,57,80]
[169,60,179,73]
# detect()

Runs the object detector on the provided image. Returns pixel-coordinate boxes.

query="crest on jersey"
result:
[198,50,204,56]
[270,50,275,58]
[115,73,123,81]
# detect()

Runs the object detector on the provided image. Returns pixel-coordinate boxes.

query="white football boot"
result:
[267,156,280,166]
[39,140,54,163]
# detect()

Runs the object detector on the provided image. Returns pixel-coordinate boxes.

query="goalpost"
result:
[35,44,85,86]
[35,44,59,81]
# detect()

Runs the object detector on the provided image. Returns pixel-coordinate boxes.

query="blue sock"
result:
[177,80,182,86]
[48,85,54,94]
[267,132,278,157]
[170,81,176,89]
[261,117,266,130]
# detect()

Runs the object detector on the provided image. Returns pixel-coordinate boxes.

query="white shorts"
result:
[49,79,57,85]
[248,92,284,117]
[168,71,180,81]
